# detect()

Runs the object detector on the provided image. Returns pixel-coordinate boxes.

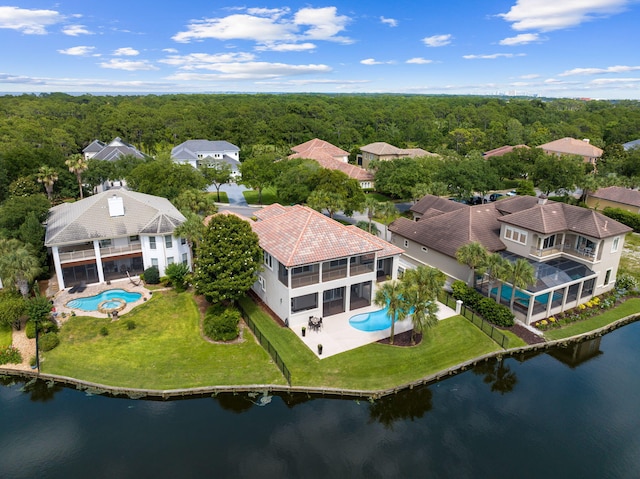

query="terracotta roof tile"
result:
[538,137,603,158]
[289,138,373,182]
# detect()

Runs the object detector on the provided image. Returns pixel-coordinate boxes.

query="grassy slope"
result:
[42,291,285,389]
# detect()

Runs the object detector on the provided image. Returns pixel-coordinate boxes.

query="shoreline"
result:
[2,311,638,401]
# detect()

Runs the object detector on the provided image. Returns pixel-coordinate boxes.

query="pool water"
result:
[349,307,393,332]
[66,289,142,311]
[491,285,561,305]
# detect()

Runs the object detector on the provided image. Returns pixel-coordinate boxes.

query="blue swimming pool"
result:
[349,307,393,332]
[66,289,142,311]
[491,285,560,305]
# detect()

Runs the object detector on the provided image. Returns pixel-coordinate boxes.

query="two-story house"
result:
[357,142,437,168]
[171,139,240,177]
[538,137,603,166]
[389,195,631,325]
[586,186,640,214]
[250,204,403,328]
[45,190,191,290]
[83,137,147,191]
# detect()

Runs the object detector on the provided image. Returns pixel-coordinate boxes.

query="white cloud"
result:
[163,48,179,53]
[422,34,452,47]
[113,47,140,56]
[498,0,632,32]
[590,77,640,85]
[520,73,540,79]
[255,42,317,52]
[559,65,640,76]
[99,59,158,71]
[159,52,256,69]
[58,46,97,56]
[172,6,351,46]
[463,53,526,59]
[62,24,93,36]
[380,16,398,27]
[257,79,369,86]
[499,33,541,45]
[406,57,433,64]
[0,6,62,34]
[166,62,331,81]
[360,58,395,65]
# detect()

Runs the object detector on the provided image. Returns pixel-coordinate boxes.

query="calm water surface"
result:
[1,321,640,479]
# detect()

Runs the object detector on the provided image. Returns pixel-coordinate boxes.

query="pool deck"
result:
[293,301,458,359]
[51,278,152,323]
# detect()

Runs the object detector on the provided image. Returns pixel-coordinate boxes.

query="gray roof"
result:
[171,140,240,160]
[623,139,640,151]
[45,190,185,246]
[83,139,106,153]
[83,137,146,161]
[589,186,640,208]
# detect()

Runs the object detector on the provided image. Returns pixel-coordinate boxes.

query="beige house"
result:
[389,194,631,325]
[586,186,640,214]
[357,142,437,168]
[538,137,603,165]
[289,138,374,189]
[250,204,403,328]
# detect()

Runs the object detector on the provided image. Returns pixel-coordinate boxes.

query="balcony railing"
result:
[529,244,596,261]
[58,242,142,263]
[291,272,320,288]
[100,243,142,257]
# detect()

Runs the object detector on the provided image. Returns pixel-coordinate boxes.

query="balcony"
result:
[529,244,597,262]
[58,242,142,263]
[100,243,142,258]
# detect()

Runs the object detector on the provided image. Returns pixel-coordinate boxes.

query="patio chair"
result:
[76,281,87,293]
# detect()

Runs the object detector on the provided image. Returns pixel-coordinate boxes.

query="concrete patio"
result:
[291,301,458,359]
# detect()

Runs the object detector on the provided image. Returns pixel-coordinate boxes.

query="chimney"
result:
[107,195,125,217]
[537,194,548,205]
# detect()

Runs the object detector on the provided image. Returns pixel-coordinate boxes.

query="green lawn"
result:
[243,187,279,205]
[501,329,527,348]
[239,297,503,390]
[0,324,12,349]
[208,191,229,203]
[42,291,285,389]
[620,233,640,282]
[544,298,640,341]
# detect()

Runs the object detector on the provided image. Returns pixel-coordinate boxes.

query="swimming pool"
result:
[66,289,142,312]
[349,307,393,332]
[491,285,561,305]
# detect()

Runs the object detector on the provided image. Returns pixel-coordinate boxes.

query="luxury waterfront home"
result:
[249,204,403,328]
[390,194,631,325]
[45,190,191,290]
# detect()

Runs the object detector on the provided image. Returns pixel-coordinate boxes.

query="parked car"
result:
[489,193,505,202]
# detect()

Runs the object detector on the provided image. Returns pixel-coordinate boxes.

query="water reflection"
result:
[471,357,518,395]
[547,337,603,368]
[368,386,432,428]
[0,376,63,402]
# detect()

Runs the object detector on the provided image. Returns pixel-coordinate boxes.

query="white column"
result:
[52,246,65,290]
[93,241,105,283]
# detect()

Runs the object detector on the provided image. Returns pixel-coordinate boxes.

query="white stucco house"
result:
[171,140,241,177]
[249,204,403,328]
[389,194,631,325]
[44,190,191,290]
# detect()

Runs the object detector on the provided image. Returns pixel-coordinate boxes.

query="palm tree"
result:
[378,201,399,241]
[484,253,508,299]
[36,165,58,201]
[403,266,445,344]
[0,239,41,298]
[456,241,489,288]
[362,195,380,234]
[355,220,380,236]
[504,258,536,312]
[374,280,410,345]
[174,212,207,259]
[65,153,88,199]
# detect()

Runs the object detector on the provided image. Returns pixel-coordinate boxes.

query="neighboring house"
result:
[250,204,403,328]
[288,138,375,189]
[44,190,191,290]
[622,139,640,151]
[357,142,437,168]
[482,144,529,159]
[586,186,640,214]
[83,137,147,192]
[538,137,603,165]
[171,140,240,177]
[389,194,631,325]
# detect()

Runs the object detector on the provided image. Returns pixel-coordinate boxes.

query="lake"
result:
[1,321,639,479]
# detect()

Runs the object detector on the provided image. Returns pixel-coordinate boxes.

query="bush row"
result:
[603,207,640,232]
[203,304,241,341]
[0,345,22,365]
[451,280,515,327]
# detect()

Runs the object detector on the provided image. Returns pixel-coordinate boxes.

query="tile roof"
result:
[359,142,437,158]
[289,138,373,182]
[251,204,398,267]
[538,137,603,158]
[482,144,529,158]
[45,189,185,246]
[410,194,468,217]
[588,186,640,208]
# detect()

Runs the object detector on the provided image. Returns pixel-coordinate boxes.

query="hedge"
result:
[451,280,515,327]
[602,207,640,232]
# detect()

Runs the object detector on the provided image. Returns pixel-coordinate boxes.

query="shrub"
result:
[203,306,241,341]
[603,207,640,232]
[165,262,190,292]
[451,280,515,327]
[25,319,58,339]
[99,326,109,336]
[0,345,22,365]
[125,320,136,330]
[616,273,638,293]
[39,332,60,352]
[143,266,160,285]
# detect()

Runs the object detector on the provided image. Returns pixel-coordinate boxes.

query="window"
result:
[291,293,317,313]
[264,251,273,270]
[182,253,188,265]
[421,246,428,253]
[129,235,140,242]
[165,235,173,248]
[151,258,158,267]
[167,256,174,265]
[258,275,266,292]
[181,238,186,245]
[611,236,620,253]
[504,226,528,245]
[542,235,556,249]
[604,269,612,285]
[149,237,156,250]
[99,239,112,248]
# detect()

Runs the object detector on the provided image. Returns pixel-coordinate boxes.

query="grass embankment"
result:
[543,298,640,341]
[239,297,502,390]
[42,291,285,389]
[0,325,12,349]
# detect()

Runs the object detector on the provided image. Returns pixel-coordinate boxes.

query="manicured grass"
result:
[543,298,640,341]
[365,192,392,202]
[208,191,229,203]
[502,329,527,348]
[42,291,285,389]
[0,324,12,349]
[239,297,502,390]
[620,233,640,282]
[243,187,279,205]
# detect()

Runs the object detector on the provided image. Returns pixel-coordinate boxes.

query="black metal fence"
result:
[243,313,291,385]
[439,292,510,349]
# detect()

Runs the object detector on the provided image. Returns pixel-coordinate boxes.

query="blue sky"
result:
[1,1,639,98]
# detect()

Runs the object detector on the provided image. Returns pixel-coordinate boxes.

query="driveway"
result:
[209,182,249,206]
